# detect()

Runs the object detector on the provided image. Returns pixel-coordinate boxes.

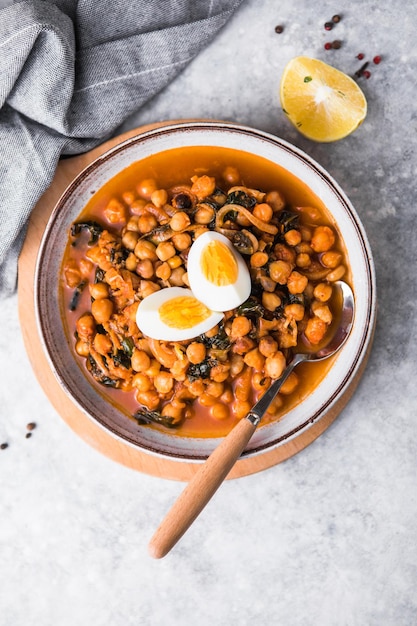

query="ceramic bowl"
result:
[35,121,376,461]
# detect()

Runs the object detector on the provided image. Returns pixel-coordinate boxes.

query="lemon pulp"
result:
[280,56,367,142]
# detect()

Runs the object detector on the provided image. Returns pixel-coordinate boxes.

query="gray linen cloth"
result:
[0,0,244,296]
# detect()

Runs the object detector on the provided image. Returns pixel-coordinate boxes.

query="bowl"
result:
[34,121,376,461]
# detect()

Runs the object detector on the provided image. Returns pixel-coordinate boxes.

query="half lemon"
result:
[280,56,367,142]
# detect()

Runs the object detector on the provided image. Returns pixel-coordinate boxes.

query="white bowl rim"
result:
[34,120,377,462]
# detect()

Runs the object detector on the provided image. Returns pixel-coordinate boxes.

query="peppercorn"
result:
[26,422,36,431]
[324,21,333,31]
[324,42,332,50]
[332,40,342,49]
[1,442,8,450]
[25,432,32,439]
[373,55,382,64]
[274,24,284,34]
[332,14,341,23]
[356,53,365,60]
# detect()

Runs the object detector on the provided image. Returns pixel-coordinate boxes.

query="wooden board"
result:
[17,121,369,481]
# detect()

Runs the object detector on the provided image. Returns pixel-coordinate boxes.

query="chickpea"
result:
[126,216,139,232]
[206,381,224,398]
[205,324,219,338]
[64,260,82,288]
[230,316,251,338]
[138,213,158,234]
[279,372,299,395]
[145,359,161,378]
[326,265,346,282]
[252,372,271,392]
[186,342,206,364]
[75,339,90,357]
[258,335,278,358]
[250,251,269,268]
[244,348,265,371]
[89,282,109,300]
[132,373,152,392]
[122,191,136,205]
[210,363,230,383]
[186,379,205,396]
[130,198,147,215]
[233,400,252,420]
[76,313,96,339]
[285,303,305,321]
[125,253,138,272]
[167,255,183,269]
[220,386,234,404]
[266,395,284,416]
[151,189,168,208]
[172,232,192,251]
[131,349,151,373]
[134,239,158,261]
[284,229,302,247]
[305,316,328,345]
[169,267,186,286]
[265,190,285,212]
[135,389,160,411]
[314,282,332,302]
[136,259,154,279]
[154,372,174,395]
[161,403,184,424]
[321,251,342,269]
[199,393,216,407]
[137,178,157,200]
[264,351,286,379]
[91,298,113,323]
[194,206,214,224]
[122,230,139,250]
[301,226,312,242]
[229,353,245,377]
[210,403,229,420]
[155,262,171,281]
[296,252,311,268]
[262,291,282,312]
[287,271,308,295]
[156,241,176,261]
[296,241,313,254]
[232,336,256,355]
[223,166,240,186]
[140,280,160,299]
[310,225,336,253]
[170,211,191,232]
[269,260,293,284]
[253,203,273,223]
[93,333,112,355]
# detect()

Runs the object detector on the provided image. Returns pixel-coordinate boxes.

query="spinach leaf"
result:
[71,221,103,245]
[134,409,181,429]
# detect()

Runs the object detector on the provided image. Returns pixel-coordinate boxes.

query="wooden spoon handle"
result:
[148,417,257,559]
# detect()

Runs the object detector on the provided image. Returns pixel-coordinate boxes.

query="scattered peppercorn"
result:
[1,442,8,450]
[356,53,365,60]
[363,70,371,79]
[332,14,341,23]
[274,24,284,34]
[373,55,382,64]
[25,432,32,439]
[26,422,36,431]
[324,21,333,31]
[332,40,342,49]
[324,42,332,50]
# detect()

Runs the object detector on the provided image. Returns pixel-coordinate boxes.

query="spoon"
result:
[148,280,354,559]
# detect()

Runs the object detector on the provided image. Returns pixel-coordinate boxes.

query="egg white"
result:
[135,287,223,342]
[187,231,251,312]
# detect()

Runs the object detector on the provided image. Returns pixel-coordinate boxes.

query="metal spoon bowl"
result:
[149,280,355,559]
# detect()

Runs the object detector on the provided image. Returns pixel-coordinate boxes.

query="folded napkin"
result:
[0,0,244,297]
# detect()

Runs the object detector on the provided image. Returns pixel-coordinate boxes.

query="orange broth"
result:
[60,146,350,438]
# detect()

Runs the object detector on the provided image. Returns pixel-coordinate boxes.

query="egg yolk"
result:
[159,296,212,329]
[200,241,238,286]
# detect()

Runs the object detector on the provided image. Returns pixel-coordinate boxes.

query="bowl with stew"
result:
[35,121,376,461]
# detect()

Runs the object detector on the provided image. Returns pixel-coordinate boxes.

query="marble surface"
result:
[1,1,417,624]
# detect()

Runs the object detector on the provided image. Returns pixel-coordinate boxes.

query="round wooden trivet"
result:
[17,121,368,480]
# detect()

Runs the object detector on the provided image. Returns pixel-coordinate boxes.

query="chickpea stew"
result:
[61,146,350,438]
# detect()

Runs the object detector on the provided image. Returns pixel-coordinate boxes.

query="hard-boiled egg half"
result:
[187,231,251,312]
[136,287,223,342]
[136,232,251,342]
